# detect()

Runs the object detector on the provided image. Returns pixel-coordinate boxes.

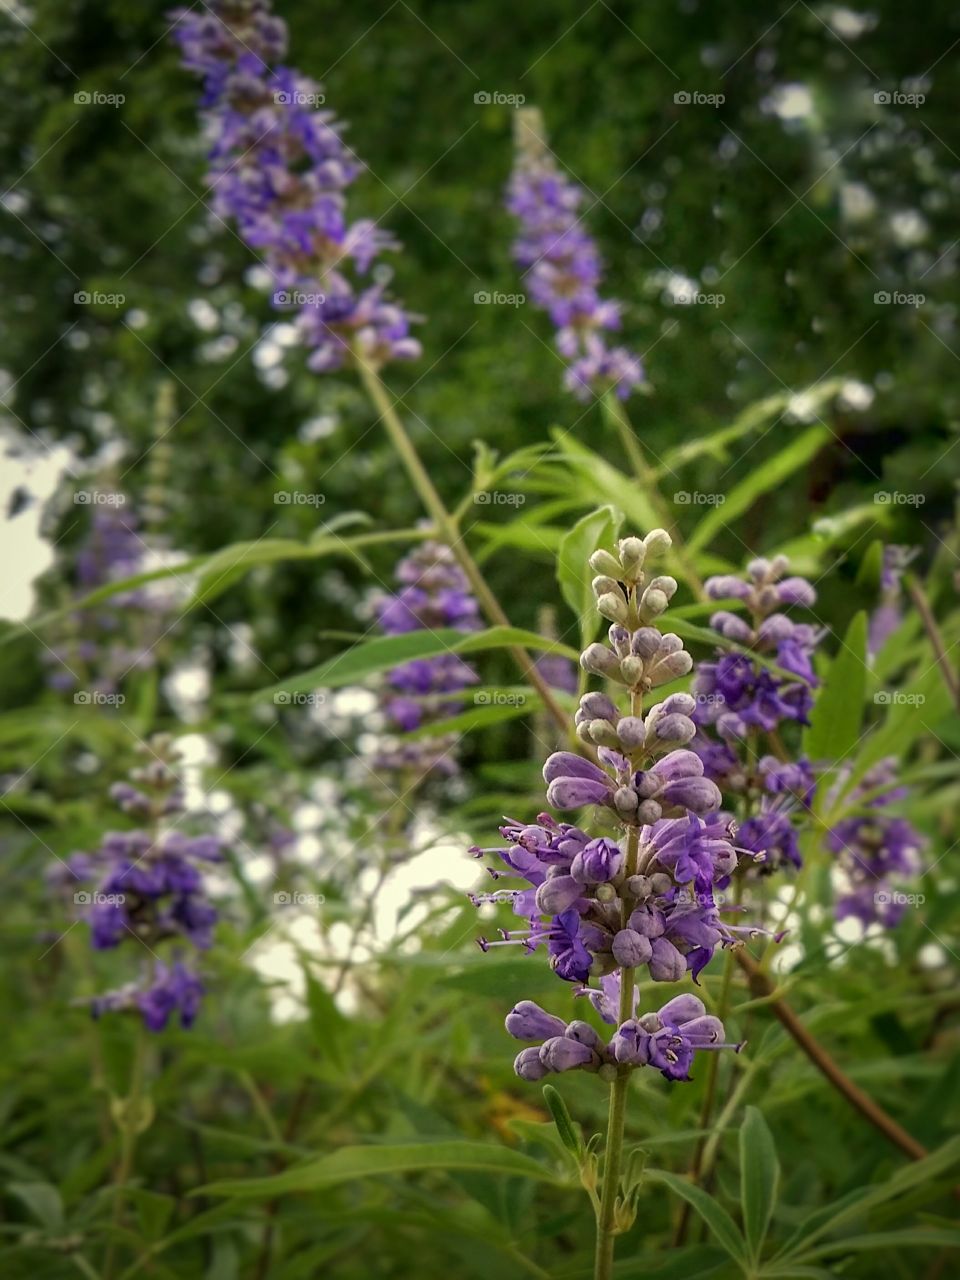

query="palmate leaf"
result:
[258,626,578,699]
[197,1140,562,1197]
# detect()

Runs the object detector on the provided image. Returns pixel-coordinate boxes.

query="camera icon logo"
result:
[74,891,92,905]
[274,891,291,905]
[475,691,491,705]
[274,91,293,105]
[874,291,891,304]
[674,491,691,504]
[74,291,91,304]
[474,91,491,104]
[74,691,91,704]
[274,491,292,504]
[874,690,891,705]
[74,91,92,105]
[874,91,892,104]
[674,91,691,105]
[274,691,292,705]
[474,290,491,304]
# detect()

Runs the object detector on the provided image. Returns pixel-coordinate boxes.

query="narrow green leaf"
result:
[687,425,829,553]
[258,627,578,699]
[800,1227,960,1261]
[542,1084,583,1157]
[556,505,623,646]
[803,611,868,762]
[197,1140,562,1197]
[739,1107,780,1261]
[645,1169,748,1264]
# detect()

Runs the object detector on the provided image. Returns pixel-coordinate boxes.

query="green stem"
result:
[354,355,572,734]
[103,1026,148,1280]
[601,395,706,600]
[594,692,644,1280]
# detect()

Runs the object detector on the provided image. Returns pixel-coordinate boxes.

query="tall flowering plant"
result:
[472,530,771,1277]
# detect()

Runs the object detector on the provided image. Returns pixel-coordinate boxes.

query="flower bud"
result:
[589,549,624,578]
[535,874,583,915]
[619,655,646,686]
[577,692,619,723]
[618,536,647,577]
[506,1001,568,1041]
[643,528,672,554]
[614,786,640,818]
[564,1019,604,1050]
[631,628,662,659]
[515,1047,550,1080]
[615,716,647,750]
[586,718,621,748]
[636,799,663,824]
[540,1036,600,1072]
[649,937,686,981]
[591,575,621,599]
[580,644,622,680]
[597,592,629,624]
[612,928,653,967]
[570,837,623,884]
[638,587,669,620]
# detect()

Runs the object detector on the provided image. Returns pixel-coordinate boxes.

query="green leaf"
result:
[6,1181,64,1231]
[542,1085,583,1157]
[258,626,578,699]
[774,1135,960,1261]
[645,1169,748,1265]
[803,611,868,762]
[197,1140,562,1197]
[687,425,829,553]
[800,1227,960,1261]
[739,1106,779,1262]
[556,505,622,646]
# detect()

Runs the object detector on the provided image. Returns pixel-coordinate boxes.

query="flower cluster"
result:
[472,531,760,1084]
[691,557,822,873]
[44,499,158,696]
[171,0,420,373]
[373,541,480,778]
[868,544,916,660]
[828,759,925,928]
[58,736,222,1031]
[507,109,644,402]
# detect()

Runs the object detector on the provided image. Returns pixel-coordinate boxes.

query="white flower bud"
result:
[643,528,672,556]
[589,549,624,578]
[597,592,629,624]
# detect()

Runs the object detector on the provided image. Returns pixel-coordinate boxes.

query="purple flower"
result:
[170,0,421,373]
[827,758,924,928]
[473,533,765,1081]
[62,737,221,1031]
[372,541,480,778]
[506,111,644,401]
